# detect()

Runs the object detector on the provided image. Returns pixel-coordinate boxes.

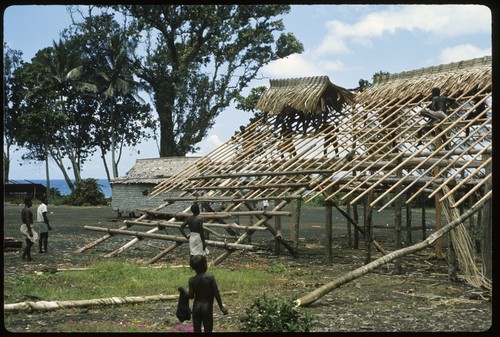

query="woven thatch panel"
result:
[359,56,491,102]
[255,75,355,115]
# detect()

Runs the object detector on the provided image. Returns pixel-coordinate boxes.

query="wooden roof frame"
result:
[79,56,491,266]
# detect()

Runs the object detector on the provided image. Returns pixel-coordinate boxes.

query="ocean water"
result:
[18,179,112,198]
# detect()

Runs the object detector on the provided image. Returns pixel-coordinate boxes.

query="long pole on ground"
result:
[295,200,487,307]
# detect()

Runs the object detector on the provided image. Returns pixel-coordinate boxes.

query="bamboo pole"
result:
[451,173,491,208]
[295,202,485,307]
[145,241,182,265]
[337,87,478,204]
[84,226,255,251]
[426,142,491,199]
[211,188,306,266]
[305,96,434,201]
[375,116,491,211]
[433,135,444,260]
[302,95,415,200]
[387,125,491,208]
[438,158,491,201]
[344,94,470,205]
[74,195,188,254]
[124,220,268,232]
[331,202,387,255]
[4,291,238,312]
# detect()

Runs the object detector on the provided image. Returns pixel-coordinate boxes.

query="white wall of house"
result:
[111,183,191,217]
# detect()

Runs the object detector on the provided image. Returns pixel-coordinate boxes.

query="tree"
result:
[66,9,155,180]
[3,44,25,183]
[13,41,97,191]
[113,4,303,156]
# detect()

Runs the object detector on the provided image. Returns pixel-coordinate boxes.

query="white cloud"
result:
[438,44,491,64]
[261,53,325,78]
[316,5,491,54]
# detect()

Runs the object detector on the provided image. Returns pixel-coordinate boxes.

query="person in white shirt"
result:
[36,196,52,253]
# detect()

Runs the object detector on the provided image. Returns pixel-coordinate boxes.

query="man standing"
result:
[36,196,52,253]
[180,204,208,257]
[21,197,37,261]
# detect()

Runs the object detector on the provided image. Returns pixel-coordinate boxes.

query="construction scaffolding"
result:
[78,56,492,289]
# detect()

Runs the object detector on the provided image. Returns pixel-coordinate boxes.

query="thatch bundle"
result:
[255,75,356,115]
[359,56,491,102]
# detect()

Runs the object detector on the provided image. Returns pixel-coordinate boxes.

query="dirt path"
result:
[3,203,492,332]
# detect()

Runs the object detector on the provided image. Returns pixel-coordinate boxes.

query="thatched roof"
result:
[255,75,355,115]
[360,56,491,102]
[110,157,200,185]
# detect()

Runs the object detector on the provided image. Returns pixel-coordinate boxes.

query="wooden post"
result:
[363,190,374,264]
[434,137,443,259]
[353,202,359,249]
[325,200,333,263]
[481,154,492,279]
[406,198,412,244]
[421,195,427,241]
[346,203,352,248]
[290,201,295,242]
[394,166,402,273]
[294,199,302,251]
[274,201,281,256]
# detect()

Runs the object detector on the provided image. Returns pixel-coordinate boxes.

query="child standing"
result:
[178,255,228,332]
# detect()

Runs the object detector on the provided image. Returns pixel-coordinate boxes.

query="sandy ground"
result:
[3,202,492,332]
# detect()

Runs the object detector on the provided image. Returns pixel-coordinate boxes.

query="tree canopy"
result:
[113,4,303,156]
[4,5,302,186]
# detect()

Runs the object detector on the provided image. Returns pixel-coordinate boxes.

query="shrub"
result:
[66,178,107,206]
[240,294,313,332]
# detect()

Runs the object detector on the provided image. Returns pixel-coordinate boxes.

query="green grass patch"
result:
[4,260,282,303]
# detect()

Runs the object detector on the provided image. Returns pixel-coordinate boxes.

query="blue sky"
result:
[3,4,492,180]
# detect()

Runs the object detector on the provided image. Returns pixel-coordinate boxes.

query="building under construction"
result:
[79,56,492,296]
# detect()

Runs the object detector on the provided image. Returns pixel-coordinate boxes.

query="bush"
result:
[66,178,107,206]
[240,294,313,332]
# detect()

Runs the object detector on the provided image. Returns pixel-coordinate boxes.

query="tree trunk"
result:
[295,204,484,307]
[45,145,50,197]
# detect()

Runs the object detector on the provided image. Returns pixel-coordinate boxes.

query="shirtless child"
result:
[178,255,229,332]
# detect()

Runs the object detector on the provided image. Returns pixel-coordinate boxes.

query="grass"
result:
[5,260,283,303]
[5,260,293,332]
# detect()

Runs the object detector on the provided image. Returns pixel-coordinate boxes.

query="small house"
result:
[110,157,200,217]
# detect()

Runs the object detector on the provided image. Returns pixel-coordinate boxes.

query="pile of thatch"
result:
[255,75,355,115]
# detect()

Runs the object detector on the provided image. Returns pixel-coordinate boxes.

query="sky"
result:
[3,4,492,180]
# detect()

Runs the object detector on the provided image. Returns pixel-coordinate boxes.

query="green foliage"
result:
[66,178,107,206]
[235,86,268,112]
[113,4,303,157]
[266,262,289,275]
[240,293,313,332]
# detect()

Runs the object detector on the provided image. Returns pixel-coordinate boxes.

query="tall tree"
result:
[3,44,25,183]
[13,41,97,191]
[113,4,303,156]
[66,9,155,180]
[37,39,96,187]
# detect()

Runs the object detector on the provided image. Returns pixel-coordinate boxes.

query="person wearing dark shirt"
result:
[20,197,37,261]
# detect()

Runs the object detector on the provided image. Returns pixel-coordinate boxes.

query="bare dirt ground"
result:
[3,202,492,332]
